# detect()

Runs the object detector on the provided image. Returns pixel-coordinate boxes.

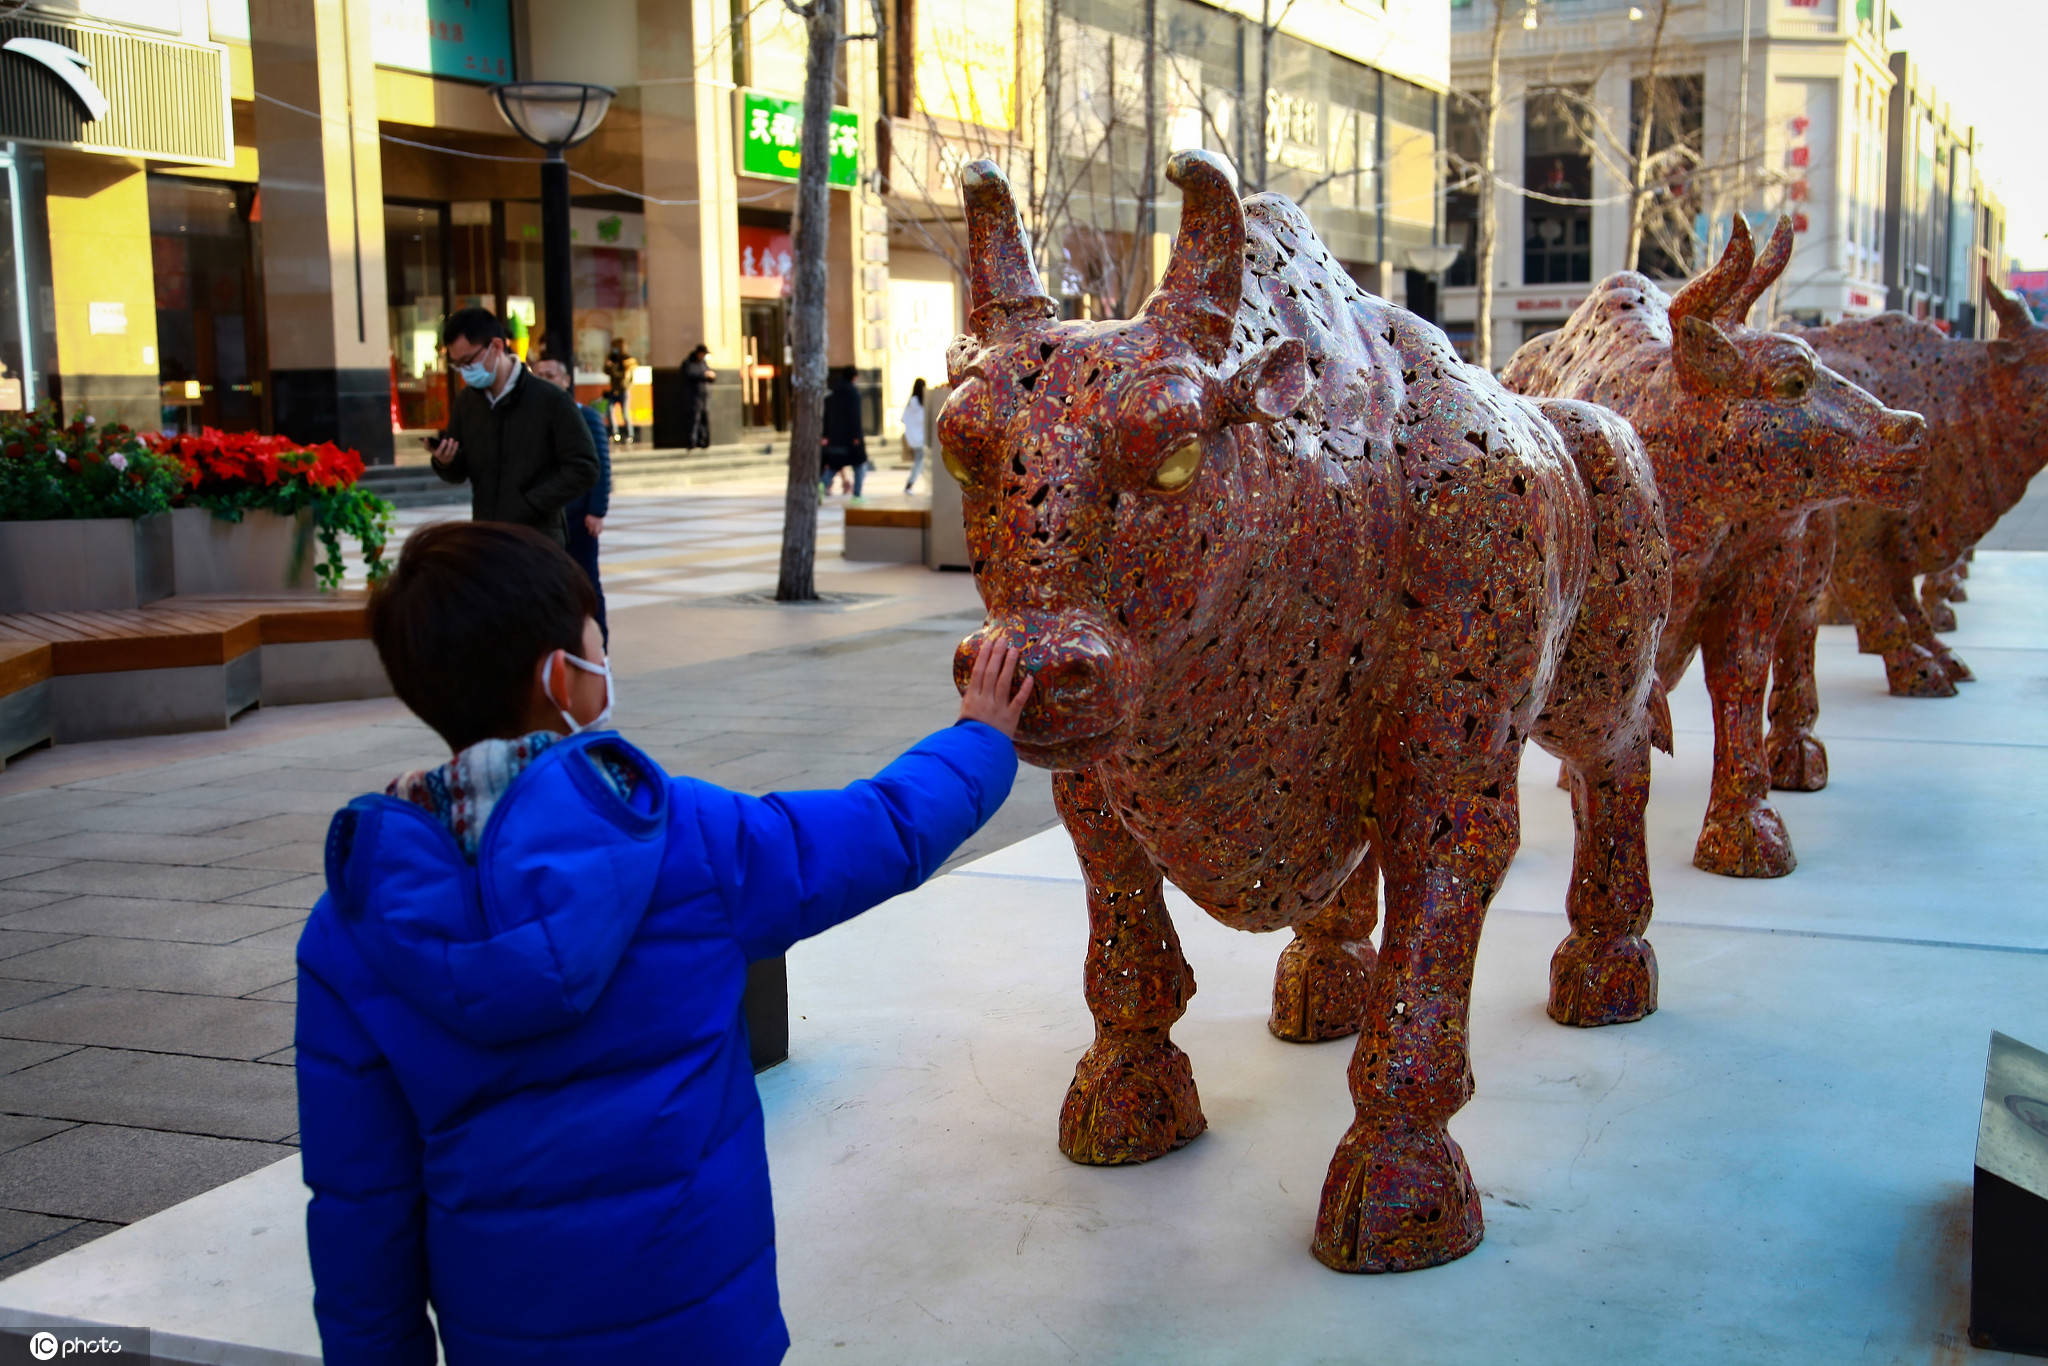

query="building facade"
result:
[871,0,1454,435]
[1442,0,2005,365]
[0,0,1448,463]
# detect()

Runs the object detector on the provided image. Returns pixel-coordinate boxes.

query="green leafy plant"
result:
[0,413,185,520]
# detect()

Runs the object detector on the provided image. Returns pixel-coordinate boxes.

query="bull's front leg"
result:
[1053,769,1206,1166]
[1313,747,1517,1272]
[1766,514,1834,793]
[1833,531,1957,697]
[1694,559,1798,878]
[1270,858,1378,1042]
[1550,739,1658,1025]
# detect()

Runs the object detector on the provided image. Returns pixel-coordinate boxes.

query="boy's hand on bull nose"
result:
[957,639,1035,739]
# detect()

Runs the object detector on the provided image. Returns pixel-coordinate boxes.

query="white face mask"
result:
[538,649,614,734]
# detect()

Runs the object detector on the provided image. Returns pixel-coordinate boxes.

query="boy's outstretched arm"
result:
[690,641,1034,961]
[297,964,437,1366]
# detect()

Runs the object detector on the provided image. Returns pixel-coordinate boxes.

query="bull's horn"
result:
[1983,267,2034,339]
[1723,215,1794,326]
[1670,214,1754,328]
[961,160,1056,335]
[1138,149,1244,362]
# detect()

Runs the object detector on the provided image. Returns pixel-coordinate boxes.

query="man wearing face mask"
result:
[429,308,598,545]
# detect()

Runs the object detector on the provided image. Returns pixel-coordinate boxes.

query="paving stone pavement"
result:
[0,489,1059,1276]
[0,469,2038,1281]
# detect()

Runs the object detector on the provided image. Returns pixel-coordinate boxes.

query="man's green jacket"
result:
[433,366,599,543]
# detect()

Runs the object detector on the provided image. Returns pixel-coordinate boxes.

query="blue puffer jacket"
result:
[295,723,1017,1365]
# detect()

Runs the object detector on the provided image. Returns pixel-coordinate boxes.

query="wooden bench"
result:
[843,499,933,564]
[0,593,386,762]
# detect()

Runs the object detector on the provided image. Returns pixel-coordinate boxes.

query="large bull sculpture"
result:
[1501,218,1925,878]
[944,151,1671,1272]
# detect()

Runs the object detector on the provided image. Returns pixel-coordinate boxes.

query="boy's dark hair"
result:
[368,522,598,751]
[443,307,506,350]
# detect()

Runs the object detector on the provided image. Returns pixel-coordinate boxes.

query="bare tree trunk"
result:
[1474,0,1508,372]
[1133,0,1157,315]
[1255,0,1271,191]
[1623,0,1672,272]
[776,0,843,603]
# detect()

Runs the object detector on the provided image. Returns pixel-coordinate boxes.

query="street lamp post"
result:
[1403,242,1466,330]
[491,81,615,365]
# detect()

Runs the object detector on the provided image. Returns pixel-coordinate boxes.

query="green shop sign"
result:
[739,89,859,189]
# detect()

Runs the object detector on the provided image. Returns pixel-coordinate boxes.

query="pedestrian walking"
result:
[429,307,598,546]
[603,339,637,445]
[679,344,715,449]
[900,377,928,493]
[532,358,612,648]
[820,367,868,498]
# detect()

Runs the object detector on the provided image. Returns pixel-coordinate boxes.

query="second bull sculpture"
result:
[944,150,1671,1272]
[1501,218,1925,877]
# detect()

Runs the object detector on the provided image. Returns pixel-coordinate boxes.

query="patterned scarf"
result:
[386,731,561,860]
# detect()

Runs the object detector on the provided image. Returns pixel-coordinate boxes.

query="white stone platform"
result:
[3,554,2044,1364]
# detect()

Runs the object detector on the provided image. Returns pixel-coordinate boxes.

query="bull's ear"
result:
[1223,339,1311,425]
[1672,316,1747,395]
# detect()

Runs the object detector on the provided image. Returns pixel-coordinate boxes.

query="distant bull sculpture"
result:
[1502,217,1925,877]
[1774,279,2048,719]
[944,150,1671,1272]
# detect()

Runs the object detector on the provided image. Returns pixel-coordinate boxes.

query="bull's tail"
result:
[1648,678,1674,755]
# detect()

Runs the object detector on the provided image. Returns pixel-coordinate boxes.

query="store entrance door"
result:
[149,176,265,433]
[739,300,788,432]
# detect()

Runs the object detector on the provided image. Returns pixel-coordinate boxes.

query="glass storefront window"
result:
[0,147,34,416]
[386,201,447,433]
[150,175,262,434]
[499,201,650,383]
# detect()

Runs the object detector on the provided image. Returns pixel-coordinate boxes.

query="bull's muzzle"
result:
[954,612,1137,766]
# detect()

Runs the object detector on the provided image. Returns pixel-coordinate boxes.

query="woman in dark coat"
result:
[819,367,868,497]
[678,344,715,449]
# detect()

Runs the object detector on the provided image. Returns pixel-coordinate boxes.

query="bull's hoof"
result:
[1058,1036,1205,1166]
[1693,805,1796,878]
[1312,1113,1483,1273]
[1269,934,1375,1042]
[1767,734,1830,792]
[1946,582,1969,602]
[1884,648,1959,698]
[1936,648,1974,683]
[1548,931,1658,1026]
[1923,600,1958,633]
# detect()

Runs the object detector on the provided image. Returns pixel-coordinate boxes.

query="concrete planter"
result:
[170,507,316,595]
[0,513,174,612]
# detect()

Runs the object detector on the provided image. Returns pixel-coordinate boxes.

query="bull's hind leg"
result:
[1270,860,1378,1042]
[1053,770,1206,1166]
[1549,740,1657,1025]
[1313,748,1518,1273]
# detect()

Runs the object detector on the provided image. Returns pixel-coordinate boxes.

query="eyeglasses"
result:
[446,338,495,368]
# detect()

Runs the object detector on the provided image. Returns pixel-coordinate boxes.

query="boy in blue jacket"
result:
[296,521,1031,1365]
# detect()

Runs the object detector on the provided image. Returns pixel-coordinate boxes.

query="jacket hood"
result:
[321,733,670,1045]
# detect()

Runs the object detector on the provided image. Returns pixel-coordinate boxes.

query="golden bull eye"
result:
[1151,439,1203,491]
[941,443,973,488]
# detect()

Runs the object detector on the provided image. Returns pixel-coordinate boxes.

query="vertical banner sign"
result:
[739,89,859,188]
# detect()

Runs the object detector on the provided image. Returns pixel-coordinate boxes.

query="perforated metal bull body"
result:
[943,151,1672,1272]
[1501,218,1925,879]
